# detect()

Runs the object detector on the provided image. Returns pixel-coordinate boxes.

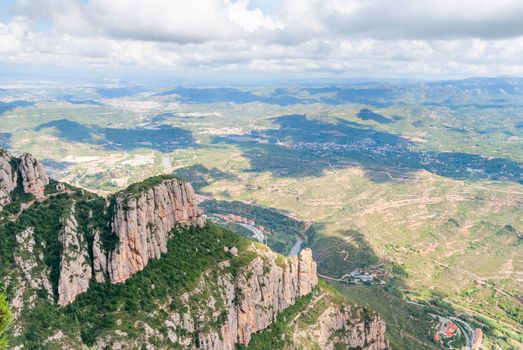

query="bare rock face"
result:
[296,248,317,296]
[235,247,318,345]
[0,149,51,212]
[12,227,54,321]
[0,150,17,212]
[108,179,206,283]
[92,231,108,283]
[1,153,390,349]
[57,206,92,306]
[158,246,388,350]
[18,153,49,200]
[312,305,389,350]
[164,247,318,349]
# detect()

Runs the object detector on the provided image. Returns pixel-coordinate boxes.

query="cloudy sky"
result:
[1,0,523,81]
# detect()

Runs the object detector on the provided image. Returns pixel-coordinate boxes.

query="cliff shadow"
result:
[307,227,422,310]
[308,226,460,321]
[173,164,239,191]
[310,229,381,277]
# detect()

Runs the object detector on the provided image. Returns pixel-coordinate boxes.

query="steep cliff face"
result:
[11,227,54,324]
[235,248,318,345]
[57,205,92,306]
[92,245,389,350]
[0,150,49,213]
[309,305,388,350]
[0,150,16,212]
[92,231,108,283]
[18,153,48,200]
[107,178,206,283]
[0,151,390,349]
[161,247,318,350]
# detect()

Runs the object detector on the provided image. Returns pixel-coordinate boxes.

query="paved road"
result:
[238,223,265,243]
[429,314,472,349]
[428,313,473,349]
[450,316,476,349]
[288,236,303,256]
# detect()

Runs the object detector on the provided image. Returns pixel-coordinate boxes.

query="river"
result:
[288,236,304,256]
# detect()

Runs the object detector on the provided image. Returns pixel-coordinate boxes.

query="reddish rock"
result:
[107,179,206,283]
[18,153,49,200]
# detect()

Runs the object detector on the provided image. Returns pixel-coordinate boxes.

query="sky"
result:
[1,0,523,82]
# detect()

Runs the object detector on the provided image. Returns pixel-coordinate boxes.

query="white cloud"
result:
[227,0,283,33]
[86,0,237,42]
[2,0,523,79]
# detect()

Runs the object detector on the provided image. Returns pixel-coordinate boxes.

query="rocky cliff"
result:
[280,283,390,350]
[18,153,49,200]
[0,150,49,213]
[56,177,208,301]
[107,178,206,283]
[0,150,389,350]
[100,212,387,350]
[94,246,388,350]
[160,247,318,349]
[11,227,54,323]
[92,231,108,283]
[306,304,388,350]
[57,205,92,306]
[0,150,16,212]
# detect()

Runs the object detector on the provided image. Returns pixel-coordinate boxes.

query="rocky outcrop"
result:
[11,227,54,321]
[91,244,389,350]
[164,247,318,349]
[57,206,92,306]
[235,247,317,345]
[0,150,16,212]
[92,231,108,283]
[0,149,51,212]
[311,306,388,350]
[1,152,390,349]
[18,153,48,200]
[107,179,206,283]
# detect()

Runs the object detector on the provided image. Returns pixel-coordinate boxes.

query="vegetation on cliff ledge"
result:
[3,200,255,348]
[240,281,375,350]
[0,292,11,350]
[116,174,182,198]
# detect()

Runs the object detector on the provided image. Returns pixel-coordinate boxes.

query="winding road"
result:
[238,223,265,243]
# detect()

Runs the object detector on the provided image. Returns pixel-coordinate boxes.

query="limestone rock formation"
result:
[164,247,318,349]
[12,227,54,321]
[0,150,16,212]
[92,231,108,283]
[107,178,206,283]
[311,305,389,350]
[57,206,92,306]
[0,149,51,212]
[1,152,390,349]
[235,247,318,345]
[18,153,48,200]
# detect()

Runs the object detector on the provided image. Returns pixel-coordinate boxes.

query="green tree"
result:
[0,292,11,350]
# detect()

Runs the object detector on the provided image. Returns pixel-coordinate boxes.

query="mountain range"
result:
[0,149,388,349]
